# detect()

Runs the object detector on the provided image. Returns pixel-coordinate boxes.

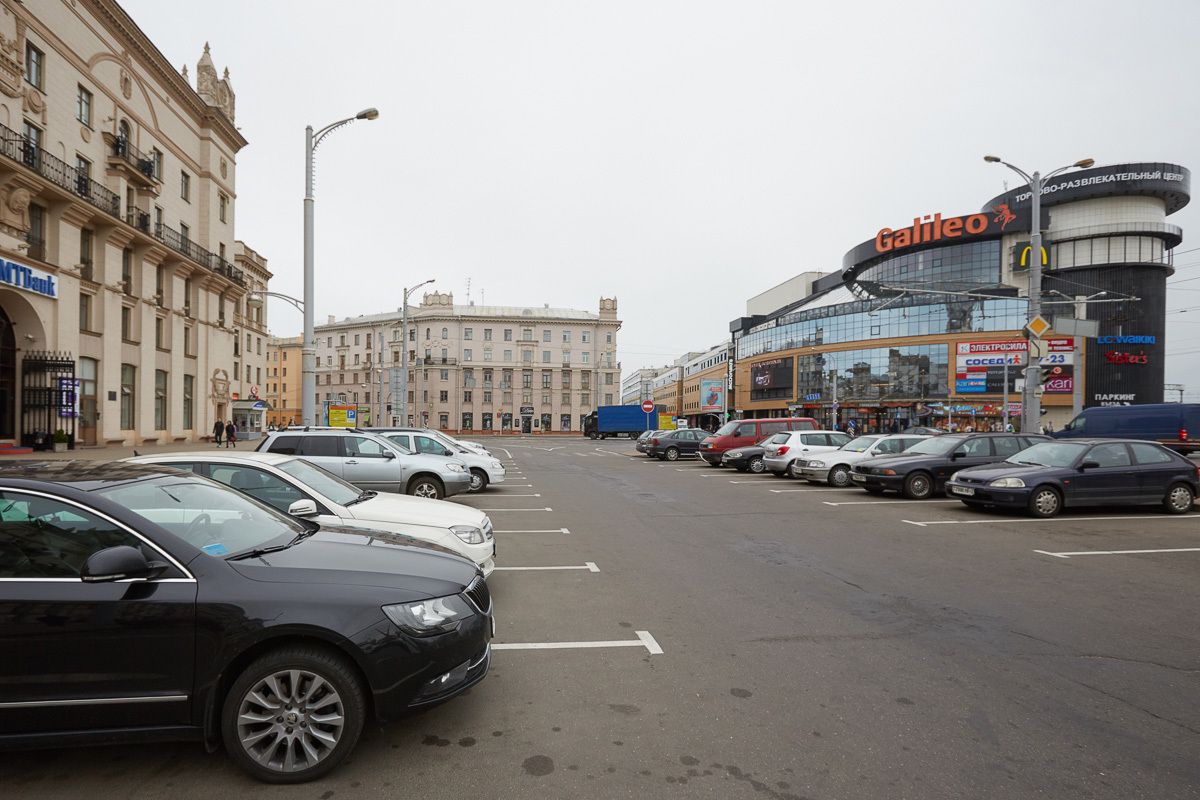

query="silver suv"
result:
[255,427,472,499]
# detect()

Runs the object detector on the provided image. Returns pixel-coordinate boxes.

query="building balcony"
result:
[420,356,457,365]
[1,122,121,217]
[21,231,45,262]
[154,223,245,287]
[105,133,159,188]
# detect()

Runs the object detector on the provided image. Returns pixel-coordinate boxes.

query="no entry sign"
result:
[641,401,655,413]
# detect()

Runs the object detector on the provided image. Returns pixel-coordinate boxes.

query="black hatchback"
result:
[0,462,492,783]
[849,432,1048,499]
[646,429,710,461]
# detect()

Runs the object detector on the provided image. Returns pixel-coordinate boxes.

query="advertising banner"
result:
[657,414,676,430]
[954,338,1073,395]
[750,357,794,400]
[700,379,724,412]
[328,405,357,427]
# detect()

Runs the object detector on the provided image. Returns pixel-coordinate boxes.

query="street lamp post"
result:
[302,107,380,427]
[398,279,435,428]
[984,155,1094,432]
[247,291,304,423]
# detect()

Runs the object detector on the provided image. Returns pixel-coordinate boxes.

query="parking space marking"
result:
[769,487,856,493]
[497,447,512,458]
[495,528,572,534]
[480,507,554,512]
[824,499,958,506]
[493,630,663,655]
[466,493,541,497]
[1034,547,1200,558]
[596,449,628,457]
[903,514,1200,527]
[494,562,600,572]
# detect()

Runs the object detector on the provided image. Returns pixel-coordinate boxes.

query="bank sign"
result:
[955,339,1074,394]
[0,258,57,299]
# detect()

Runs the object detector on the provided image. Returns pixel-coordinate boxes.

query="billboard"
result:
[750,357,794,400]
[700,379,724,412]
[328,405,358,427]
[954,339,1073,394]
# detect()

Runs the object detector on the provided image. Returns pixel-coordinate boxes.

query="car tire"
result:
[628,432,638,440]
[1028,485,1062,518]
[902,472,933,500]
[588,431,599,440]
[747,456,765,474]
[707,460,722,468]
[734,465,748,473]
[769,470,787,478]
[787,461,804,479]
[221,646,366,784]
[828,465,851,488]
[665,447,680,461]
[1163,482,1194,514]
[468,469,489,493]
[407,476,444,499]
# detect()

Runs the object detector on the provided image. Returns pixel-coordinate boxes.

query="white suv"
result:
[370,429,505,492]
[796,434,930,487]
[762,430,853,478]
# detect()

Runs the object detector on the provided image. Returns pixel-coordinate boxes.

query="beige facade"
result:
[312,293,622,433]
[681,343,730,425]
[651,366,682,416]
[0,0,267,447]
[264,335,302,428]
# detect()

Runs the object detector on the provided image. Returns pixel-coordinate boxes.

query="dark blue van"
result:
[1055,404,1200,454]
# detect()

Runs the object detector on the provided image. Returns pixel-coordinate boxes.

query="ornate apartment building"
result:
[310,293,622,433]
[0,0,268,447]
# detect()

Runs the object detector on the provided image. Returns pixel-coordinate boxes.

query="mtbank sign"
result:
[0,258,57,300]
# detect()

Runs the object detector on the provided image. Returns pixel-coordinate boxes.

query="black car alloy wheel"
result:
[222,646,366,784]
[903,472,933,500]
[748,456,764,473]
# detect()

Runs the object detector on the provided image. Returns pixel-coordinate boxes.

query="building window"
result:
[22,122,42,170]
[499,350,509,361]
[155,316,165,349]
[179,222,190,246]
[462,413,473,430]
[562,351,570,364]
[440,369,449,381]
[563,331,571,343]
[484,329,492,341]
[183,374,194,429]
[464,390,473,403]
[120,247,132,292]
[154,370,168,430]
[542,372,552,388]
[180,171,190,202]
[151,149,163,180]
[522,350,532,363]
[542,392,550,405]
[79,293,92,331]
[183,325,192,356]
[504,329,512,341]
[605,373,614,385]
[439,413,448,429]
[582,352,590,363]
[606,332,613,344]
[483,391,492,403]
[542,350,550,363]
[441,327,448,339]
[605,393,613,404]
[77,85,92,126]
[543,330,551,342]
[562,392,570,405]
[561,414,572,431]
[582,331,591,343]
[522,392,532,404]
[25,42,43,90]
[581,392,590,406]
[121,306,132,341]
[464,328,473,340]
[120,364,136,430]
[464,349,472,361]
[439,390,448,402]
[219,193,227,223]
[523,329,532,341]
[522,371,532,388]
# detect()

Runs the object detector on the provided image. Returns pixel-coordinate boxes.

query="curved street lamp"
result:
[983,155,1094,432]
[302,108,380,426]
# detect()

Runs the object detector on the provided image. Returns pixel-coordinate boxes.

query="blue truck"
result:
[583,405,661,439]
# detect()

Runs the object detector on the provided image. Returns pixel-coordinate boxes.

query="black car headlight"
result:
[383,595,475,637]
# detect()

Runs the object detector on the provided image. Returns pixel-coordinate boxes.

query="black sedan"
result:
[945,439,1200,517]
[0,462,492,783]
[645,429,710,461]
[720,439,771,472]
[849,432,1048,499]
[635,430,664,456]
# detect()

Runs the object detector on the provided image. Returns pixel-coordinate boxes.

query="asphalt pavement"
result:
[2,436,1198,799]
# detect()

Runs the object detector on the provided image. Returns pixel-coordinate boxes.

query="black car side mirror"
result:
[950,451,964,460]
[81,546,168,583]
[1078,460,1100,470]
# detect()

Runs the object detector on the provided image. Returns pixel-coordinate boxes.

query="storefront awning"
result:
[233,399,272,411]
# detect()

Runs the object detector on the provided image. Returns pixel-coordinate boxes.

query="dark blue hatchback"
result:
[944,439,1200,517]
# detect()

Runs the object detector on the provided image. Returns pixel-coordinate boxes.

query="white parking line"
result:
[494,562,599,572]
[903,514,1200,527]
[497,447,512,458]
[825,499,959,506]
[769,488,856,493]
[464,493,541,497]
[1032,546,1200,561]
[495,528,571,534]
[481,507,553,512]
[493,630,663,655]
[596,449,627,457]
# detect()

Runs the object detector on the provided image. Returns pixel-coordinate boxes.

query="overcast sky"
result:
[122,0,1200,393]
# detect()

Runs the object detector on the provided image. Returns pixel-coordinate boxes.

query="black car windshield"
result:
[96,475,305,557]
[714,421,739,436]
[902,436,963,456]
[841,436,879,453]
[1006,441,1089,467]
[275,458,362,505]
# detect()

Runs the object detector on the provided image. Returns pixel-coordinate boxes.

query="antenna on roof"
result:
[466,277,471,305]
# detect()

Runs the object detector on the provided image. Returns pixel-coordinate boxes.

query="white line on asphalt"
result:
[824,499,958,506]
[493,562,600,572]
[495,528,571,534]
[769,487,857,493]
[1033,547,1200,558]
[469,493,540,497]
[497,447,512,458]
[492,630,663,655]
[729,480,784,484]
[596,449,627,457]
[902,514,1200,527]
[480,507,553,511]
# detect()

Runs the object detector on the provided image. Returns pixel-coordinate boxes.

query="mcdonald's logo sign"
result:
[1015,242,1050,271]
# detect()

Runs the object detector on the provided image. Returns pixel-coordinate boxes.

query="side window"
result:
[345,436,387,458]
[1088,443,1132,468]
[387,434,414,453]
[959,437,992,457]
[1129,443,1175,465]
[415,436,451,456]
[899,438,923,451]
[208,466,306,514]
[875,439,901,454]
[802,434,829,447]
[790,419,817,431]
[299,436,341,458]
[759,421,788,436]
[992,437,1022,458]
[163,462,202,474]
[267,435,302,455]
[735,424,757,437]
[0,491,144,578]
[830,433,851,446]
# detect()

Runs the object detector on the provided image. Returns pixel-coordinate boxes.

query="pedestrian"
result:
[1046,421,1054,434]
[225,420,237,448]
[213,418,223,447]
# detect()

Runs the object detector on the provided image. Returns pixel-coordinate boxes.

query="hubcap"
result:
[416,483,437,498]
[750,458,762,473]
[470,473,484,491]
[911,476,929,496]
[831,468,849,487]
[1036,491,1058,515]
[237,668,345,773]
[1171,487,1191,509]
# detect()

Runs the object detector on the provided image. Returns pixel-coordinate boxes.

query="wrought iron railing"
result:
[0,123,121,217]
[111,136,157,181]
[22,231,45,262]
[154,223,245,287]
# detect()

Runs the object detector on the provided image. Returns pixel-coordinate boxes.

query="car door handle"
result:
[345,459,358,464]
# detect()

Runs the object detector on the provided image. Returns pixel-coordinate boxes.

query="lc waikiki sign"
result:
[0,258,57,299]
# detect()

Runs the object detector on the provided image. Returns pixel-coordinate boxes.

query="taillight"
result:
[652,438,659,445]
[1181,428,1188,442]
[777,446,790,455]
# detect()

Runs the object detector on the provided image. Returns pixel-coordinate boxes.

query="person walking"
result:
[225,420,237,448]
[213,419,223,447]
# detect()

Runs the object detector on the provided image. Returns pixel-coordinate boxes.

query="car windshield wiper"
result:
[1010,460,1042,466]
[344,490,377,507]
[227,529,316,561]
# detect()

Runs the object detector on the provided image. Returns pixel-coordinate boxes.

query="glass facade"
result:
[797,344,949,404]
[737,296,1025,360]
[854,240,1001,290]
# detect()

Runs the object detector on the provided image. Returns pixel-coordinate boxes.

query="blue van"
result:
[1055,404,1200,454]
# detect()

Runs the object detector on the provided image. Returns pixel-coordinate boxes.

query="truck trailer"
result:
[583,405,663,439]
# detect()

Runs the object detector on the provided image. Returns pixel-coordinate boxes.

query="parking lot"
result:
[3,437,1199,799]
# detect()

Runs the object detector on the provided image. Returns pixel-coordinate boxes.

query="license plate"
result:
[951,485,975,496]
[851,474,866,482]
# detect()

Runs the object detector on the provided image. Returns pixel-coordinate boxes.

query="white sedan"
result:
[125,451,496,576]
[796,434,930,486]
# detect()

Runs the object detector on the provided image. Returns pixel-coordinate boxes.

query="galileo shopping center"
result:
[728,162,1189,433]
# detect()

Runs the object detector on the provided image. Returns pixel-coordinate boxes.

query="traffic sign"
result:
[1024,315,1052,339]
[641,400,655,413]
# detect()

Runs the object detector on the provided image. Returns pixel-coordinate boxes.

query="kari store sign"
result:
[955,339,1074,394]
